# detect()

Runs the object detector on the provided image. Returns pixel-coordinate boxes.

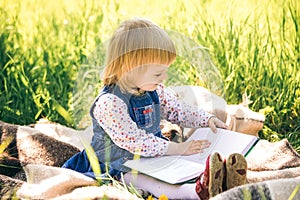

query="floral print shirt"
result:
[93,84,212,157]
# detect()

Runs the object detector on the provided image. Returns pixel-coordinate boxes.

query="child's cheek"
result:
[140,84,157,91]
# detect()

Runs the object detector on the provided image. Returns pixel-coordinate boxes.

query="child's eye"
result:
[155,74,162,77]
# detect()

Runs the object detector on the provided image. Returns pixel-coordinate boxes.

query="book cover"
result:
[123,128,259,184]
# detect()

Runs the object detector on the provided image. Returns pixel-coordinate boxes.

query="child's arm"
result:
[93,93,168,157]
[157,84,227,132]
[93,93,211,157]
[165,139,211,156]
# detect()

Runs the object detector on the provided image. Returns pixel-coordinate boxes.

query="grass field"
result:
[0,0,299,151]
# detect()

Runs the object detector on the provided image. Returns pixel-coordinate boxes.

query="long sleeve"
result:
[93,93,168,157]
[157,84,213,128]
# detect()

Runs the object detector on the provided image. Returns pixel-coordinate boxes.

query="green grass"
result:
[0,0,299,151]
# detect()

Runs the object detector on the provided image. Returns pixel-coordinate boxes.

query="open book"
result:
[123,128,259,184]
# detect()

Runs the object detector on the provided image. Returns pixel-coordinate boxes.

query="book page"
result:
[186,128,221,160]
[184,128,258,163]
[124,155,205,184]
[123,128,258,184]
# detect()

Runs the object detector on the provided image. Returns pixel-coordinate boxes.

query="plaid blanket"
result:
[1,121,300,199]
[211,176,300,200]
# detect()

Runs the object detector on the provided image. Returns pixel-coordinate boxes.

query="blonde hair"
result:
[102,18,176,86]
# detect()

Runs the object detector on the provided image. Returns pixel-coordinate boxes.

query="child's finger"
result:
[189,140,211,154]
[209,121,217,133]
[217,121,228,129]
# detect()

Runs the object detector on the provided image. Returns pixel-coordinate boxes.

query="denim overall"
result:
[62,84,167,179]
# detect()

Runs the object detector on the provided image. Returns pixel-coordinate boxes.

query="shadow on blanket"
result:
[1,119,300,199]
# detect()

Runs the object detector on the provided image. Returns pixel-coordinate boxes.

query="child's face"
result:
[134,64,169,91]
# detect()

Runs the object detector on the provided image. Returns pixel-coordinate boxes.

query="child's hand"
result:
[182,140,211,156]
[208,116,228,133]
[166,140,211,156]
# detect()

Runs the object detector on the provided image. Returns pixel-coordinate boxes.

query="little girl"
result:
[63,18,246,199]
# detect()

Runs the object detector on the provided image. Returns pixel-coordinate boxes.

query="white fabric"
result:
[123,172,200,200]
